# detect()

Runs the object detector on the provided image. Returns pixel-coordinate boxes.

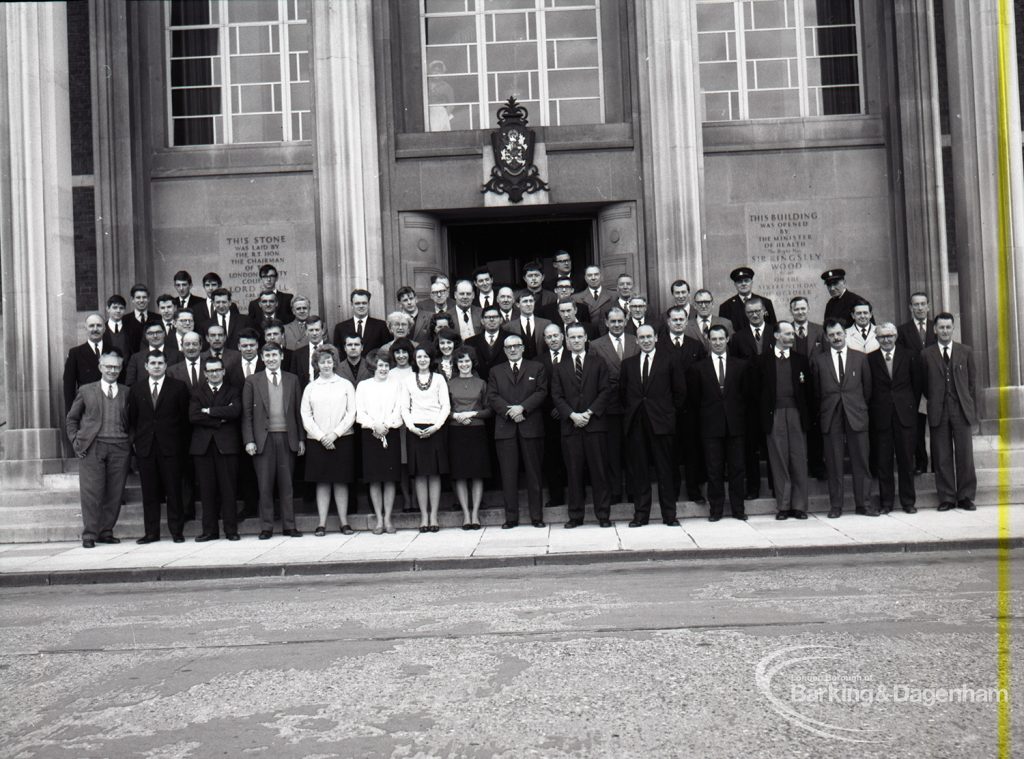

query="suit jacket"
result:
[333,316,391,353]
[62,339,112,411]
[729,324,774,360]
[516,288,557,309]
[620,349,687,436]
[506,315,551,359]
[175,294,206,315]
[247,291,294,324]
[589,333,637,415]
[823,288,867,329]
[486,359,548,439]
[755,350,812,434]
[464,330,510,381]
[451,304,484,338]
[167,357,207,392]
[65,382,131,455]
[867,347,922,430]
[127,310,160,330]
[897,318,937,354]
[811,348,871,433]
[921,342,977,426]
[688,354,752,437]
[128,376,191,458]
[574,287,615,322]
[228,356,265,389]
[189,382,242,455]
[337,358,374,387]
[624,315,661,336]
[104,322,139,362]
[538,300,591,324]
[684,315,734,348]
[201,348,241,378]
[719,292,777,330]
[412,308,446,345]
[289,343,326,388]
[793,321,824,357]
[550,352,613,435]
[206,309,249,350]
[657,333,707,373]
[242,370,304,453]
[125,342,181,386]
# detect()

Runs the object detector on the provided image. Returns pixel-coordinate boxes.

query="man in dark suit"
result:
[821,268,867,329]
[550,249,583,291]
[104,294,139,364]
[128,350,190,544]
[465,307,510,381]
[790,295,825,479]
[589,307,637,503]
[128,284,160,333]
[169,308,200,355]
[868,323,922,514]
[190,356,243,541]
[660,306,708,503]
[686,289,733,349]
[262,320,294,368]
[337,334,374,386]
[688,324,751,521]
[729,297,773,498]
[417,274,457,316]
[486,334,548,528]
[719,266,777,330]
[757,321,813,519]
[242,342,305,538]
[167,332,206,391]
[173,270,206,314]
[812,319,874,517]
[230,329,264,388]
[550,324,614,528]
[194,272,232,327]
[517,260,556,309]
[473,267,497,310]
[126,322,181,386]
[897,291,936,473]
[539,277,592,323]
[624,296,661,335]
[334,288,390,353]
[574,265,615,323]
[65,349,131,548]
[246,264,294,323]
[921,312,978,511]
[289,314,327,389]
[63,314,111,413]
[208,288,248,350]
[506,292,550,359]
[453,279,484,340]
[250,291,291,333]
[201,323,241,378]
[156,294,178,337]
[538,323,569,507]
[620,325,687,526]
[496,286,519,325]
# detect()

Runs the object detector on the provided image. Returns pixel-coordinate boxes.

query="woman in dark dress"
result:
[447,347,492,528]
[355,350,404,534]
[400,346,450,531]
[431,327,463,381]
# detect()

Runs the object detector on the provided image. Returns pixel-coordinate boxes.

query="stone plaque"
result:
[219,226,297,307]
[744,203,828,321]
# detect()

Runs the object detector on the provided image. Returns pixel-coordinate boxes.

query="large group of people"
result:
[63,260,978,548]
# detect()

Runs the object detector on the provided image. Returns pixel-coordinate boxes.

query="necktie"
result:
[152,382,159,405]
[702,320,710,338]
[885,351,893,377]
[919,322,927,345]
[718,355,726,388]
[190,362,198,387]
[592,289,599,302]
[219,313,226,329]
[512,362,519,380]
[615,336,623,360]
[502,312,510,324]
[642,353,650,387]
[113,323,120,334]
[779,350,788,360]
[483,295,491,309]
[574,355,583,383]
[525,318,533,342]
[487,333,494,346]
[798,325,805,338]
[552,351,560,364]
[462,309,469,324]
[356,319,363,339]
[837,351,845,383]
[674,336,681,347]
[165,322,172,334]
[271,370,278,386]
[754,328,761,343]
[943,346,950,365]
[93,342,100,358]
[862,328,868,340]
[107,384,114,399]
[244,361,253,378]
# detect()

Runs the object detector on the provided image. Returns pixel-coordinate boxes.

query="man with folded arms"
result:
[191,356,243,541]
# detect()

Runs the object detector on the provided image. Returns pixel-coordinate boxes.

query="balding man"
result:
[63,314,113,413]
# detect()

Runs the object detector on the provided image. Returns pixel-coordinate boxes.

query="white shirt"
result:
[400,372,450,427]
[107,319,122,334]
[457,307,477,340]
[100,379,119,398]
[185,358,201,381]
[549,350,562,364]
[241,356,259,377]
[571,351,587,368]
[208,383,222,393]
[149,377,164,397]
[640,348,657,372]
[301,374,357,439]
[355,375,403,430]
[711,351,727,383]
[774,347,790,359]
[749,323,765,340]
[520,315,534,335]
[669,332,685,347]
[264,367,282,384]
[832,347,849,378]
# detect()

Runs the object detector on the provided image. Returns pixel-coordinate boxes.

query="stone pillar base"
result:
[0,428,64,488]
[981,386,1024,439]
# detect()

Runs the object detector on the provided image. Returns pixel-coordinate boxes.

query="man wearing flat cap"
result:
[821,269,867,329]
[719,266,777,330]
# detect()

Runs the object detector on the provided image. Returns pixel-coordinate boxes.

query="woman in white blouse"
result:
[355,350,404,534]
[300,345,357,536]
[401,346,450,531]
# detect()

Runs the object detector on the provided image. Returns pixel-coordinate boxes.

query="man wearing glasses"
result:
[685,289,733,348]
[486,335,549,529]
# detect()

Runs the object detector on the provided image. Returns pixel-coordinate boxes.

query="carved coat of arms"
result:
[482,96,550,203]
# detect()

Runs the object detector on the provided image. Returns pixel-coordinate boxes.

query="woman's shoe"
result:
[340,524,355,536]
[419,525,429,533]
[429,525,440,532]
[385,522,397,534]
[462,523,473,531]
[314,525,326,537]
[371,524,384,535]
[471,523,481,530]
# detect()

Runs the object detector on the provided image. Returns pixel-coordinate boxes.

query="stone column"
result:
[893,0,950,306]
[0,2,75,483]
[636,0,705,308]
[943,0,1024,430]
[311,0,386,323]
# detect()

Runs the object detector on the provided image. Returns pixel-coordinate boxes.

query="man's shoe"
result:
[172,534,185,543]
[96,535,120,544]
[792,510,808,520]
[827,508,842,519]
[708,515,721,523]
[775,511,789,520]
[501,521,518,529]
[532,520,546,528]
[745,490,759,501]
[226,533,241,541]
[564,519,583,529]
[855,507,866,515]
[733,514,748,521]
[663,519,680,527]
[136,535,159,545]
[903,505,918,514]
[879,506,892,515]
[863,510,880,517]
[628,520,646,528]
[285,529,303,537]
[937,502,954,512]
[82,538,96,548]
[258,530,273,539]
[195,533,219,542]
[958,499,977,511]
[599,519,613,528]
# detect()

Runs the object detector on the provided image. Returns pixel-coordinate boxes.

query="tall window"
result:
[696,0,862,122]
[420,0,605,131]
[167,0,312,146]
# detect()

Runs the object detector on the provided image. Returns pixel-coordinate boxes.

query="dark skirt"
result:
[406,424,449,476]
[447,424,492,480]
[304,434,355,483]
[360,428,402,482]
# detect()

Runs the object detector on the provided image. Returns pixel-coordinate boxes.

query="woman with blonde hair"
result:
[355,349,404,534]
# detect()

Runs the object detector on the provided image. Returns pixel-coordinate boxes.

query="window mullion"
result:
[220,0,233,144]
[734,0,748,120]
[854,0,865,114]
[476,1,488,128]
[595,0,605,124]
[794,0,809,116]
[536,0,549,126]
[279,0,292,141]
[165,2,175,145]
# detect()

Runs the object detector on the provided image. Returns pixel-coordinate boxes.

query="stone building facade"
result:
[1,0,1022,485]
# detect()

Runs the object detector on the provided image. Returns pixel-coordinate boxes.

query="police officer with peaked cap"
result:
[821,268,867,329]
[719,266,777,330]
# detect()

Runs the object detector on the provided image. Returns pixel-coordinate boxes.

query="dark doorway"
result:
[446,217,594,290]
